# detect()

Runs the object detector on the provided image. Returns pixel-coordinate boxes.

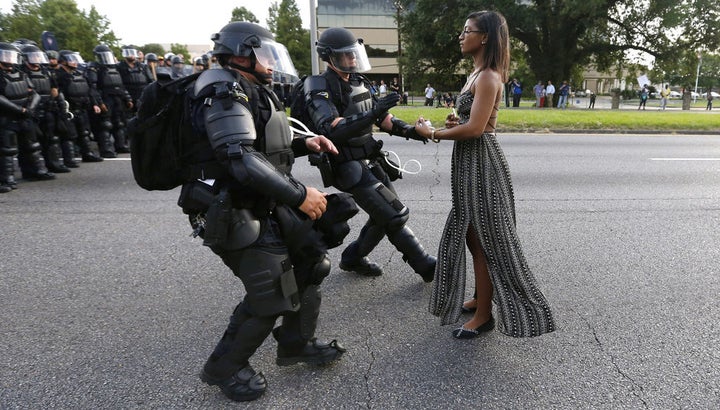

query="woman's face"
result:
[459,19,486,55]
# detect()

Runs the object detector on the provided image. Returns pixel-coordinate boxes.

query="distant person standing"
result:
[638,84,649,110]
[557,80,570,109]
[545,80,555,107]
[588,91,596,109]
[511,78,522,107]
[707,89,713,110]
[424,83,435,106]
[533,81,543,108]
[659,85,670,110]
[389,77,400,94]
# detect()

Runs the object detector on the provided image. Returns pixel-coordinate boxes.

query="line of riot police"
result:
[0,41,157,193]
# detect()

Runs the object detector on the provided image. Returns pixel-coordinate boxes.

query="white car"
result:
[668,91,682,98]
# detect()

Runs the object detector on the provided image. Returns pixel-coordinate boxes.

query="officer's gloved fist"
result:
[372,93,401,118]
[404,126,428,144]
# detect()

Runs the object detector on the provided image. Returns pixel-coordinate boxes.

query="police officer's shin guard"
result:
[19,148,55,181]
[45,140,70,173]
[96,128,116,158]
[340,223,385,276]
[61,140,79,168]
[114,127,130,153]
[201,302,273,401]
[78,135,104,163]
[0,155,14,193]
[387,225,436,282]
[273,285,345,367]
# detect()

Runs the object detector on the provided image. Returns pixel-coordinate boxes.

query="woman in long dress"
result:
[414,10,555,339]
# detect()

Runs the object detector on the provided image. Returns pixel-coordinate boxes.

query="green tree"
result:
[400,0,720,90]
[231,6,259,23]
[0,0,118,60]
[140,43,166,57]
[170,43,190,63]
[267,0,310,77]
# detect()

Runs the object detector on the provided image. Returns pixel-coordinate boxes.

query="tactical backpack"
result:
[127,72,201,191]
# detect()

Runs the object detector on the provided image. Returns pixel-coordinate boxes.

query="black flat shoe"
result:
[452,316,495,339]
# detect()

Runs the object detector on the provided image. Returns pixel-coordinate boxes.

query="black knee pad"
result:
[309,255,331,285]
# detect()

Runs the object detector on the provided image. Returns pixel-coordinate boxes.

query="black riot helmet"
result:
[0,42,21,69]
[58,49,85,70]
[210,21,297,83]
[93,44,116,65]
[20,43,49,69]
[145,52,158,63]
[316,27,371,73]
[121,45,139,61]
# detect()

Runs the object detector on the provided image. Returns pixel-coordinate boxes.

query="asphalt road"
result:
[2,133,719,409]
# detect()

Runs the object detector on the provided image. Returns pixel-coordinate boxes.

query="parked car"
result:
[574,89,592,97]
[668,91,681,98]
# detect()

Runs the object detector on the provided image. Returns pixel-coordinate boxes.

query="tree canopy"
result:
[399,0,720,92]
[0,0,119,58]
[267,0,311,77]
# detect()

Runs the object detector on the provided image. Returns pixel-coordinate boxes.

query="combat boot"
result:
[275,337,346,367]
[200,365,267,402]
[387,225,436,282]
[339,224,385,276]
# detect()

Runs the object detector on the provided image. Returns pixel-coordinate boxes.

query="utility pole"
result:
[394,1,404,92]
[310,0,319,75]
[694,51,702,99]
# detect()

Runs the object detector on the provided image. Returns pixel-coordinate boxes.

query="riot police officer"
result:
[86,45,133,156]
[144,52,159,81]
[117,45,152,116]
[181,22,346,402]
[18,43,70,173]
[169,55,186,79]
[54,49,104,163]
[301,27,436,282]
[0,42,56,192]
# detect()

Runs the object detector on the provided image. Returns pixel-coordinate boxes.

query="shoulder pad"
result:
[304,75,328,94]
[194,68,237,95]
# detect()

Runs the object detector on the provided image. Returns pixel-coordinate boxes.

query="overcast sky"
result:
[0,0,312,47]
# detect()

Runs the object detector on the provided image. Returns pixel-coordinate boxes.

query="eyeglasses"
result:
[458,29,484,37]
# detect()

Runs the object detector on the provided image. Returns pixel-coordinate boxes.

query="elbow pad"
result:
[305,75,339,137]
[27,92,41,112]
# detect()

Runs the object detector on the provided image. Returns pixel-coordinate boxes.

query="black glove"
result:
[372,93,401,118]
[403,126,428,144]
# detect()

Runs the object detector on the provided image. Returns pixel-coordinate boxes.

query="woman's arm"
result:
[416,70,502,142]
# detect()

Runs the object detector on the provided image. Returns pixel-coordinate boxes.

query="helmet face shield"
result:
[328,40,371,73]
[252,39,298,80]
[122,48,138,58]
[25,51,49,65]
[96,51,115,65]
[63,52,85,66]
[0,49,20,65]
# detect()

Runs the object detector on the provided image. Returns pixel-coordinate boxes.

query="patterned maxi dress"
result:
[429,90,556,337]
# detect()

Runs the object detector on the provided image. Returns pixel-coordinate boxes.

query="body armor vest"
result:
[118,62,149,99]
[257,87,294,175]
[99,66,125,94]
[341,78,374,147]
[1,71,31,106]
[63,71,91,106]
